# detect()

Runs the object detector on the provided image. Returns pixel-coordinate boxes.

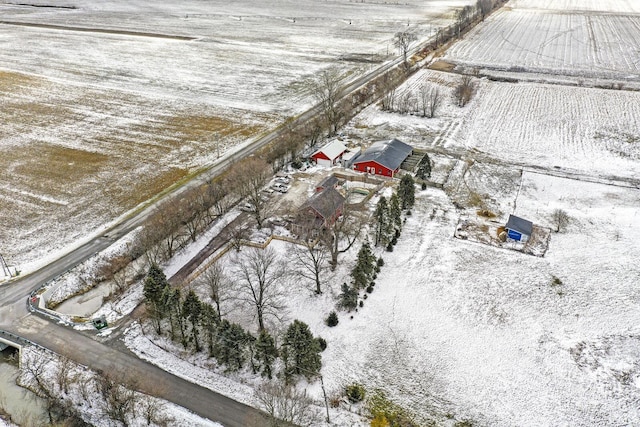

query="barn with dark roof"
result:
[352,138,412,177]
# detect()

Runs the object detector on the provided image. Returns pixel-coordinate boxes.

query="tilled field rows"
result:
[445,9,640,79]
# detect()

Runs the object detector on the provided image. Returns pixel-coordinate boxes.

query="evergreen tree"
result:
[182,289,203,352]
[143,264,169,335]
[389,193,402,233]
[283,320,321,381]
[200,303,219,357]
[373,196,389,246]
[255,330,278,379]
[351,241,376,288]
[338,283,358,311]
[246,333,258,375]
[165,288,186,348]
[398,174,416,209]
[351,261,369,290]
[216,320,248,371]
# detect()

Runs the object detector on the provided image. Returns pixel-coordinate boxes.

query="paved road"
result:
[3,315,268,426]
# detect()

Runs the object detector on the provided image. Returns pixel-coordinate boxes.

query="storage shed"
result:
[505,214,533,242]
[310,140,347,167]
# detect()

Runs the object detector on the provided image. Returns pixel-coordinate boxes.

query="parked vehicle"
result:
[272,183,289,193]
[240,202,255,212]
[274,176,290,185]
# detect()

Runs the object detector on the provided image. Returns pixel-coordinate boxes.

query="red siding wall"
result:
[353,160,393,177]
[312,151,331,162]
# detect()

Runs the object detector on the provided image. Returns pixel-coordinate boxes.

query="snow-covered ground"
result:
[443,0,640,81]
[0,0,473,272]
[6,0,640,425]
[120,163,640,426]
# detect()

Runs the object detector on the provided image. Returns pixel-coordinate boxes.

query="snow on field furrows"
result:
[444,0,640,79]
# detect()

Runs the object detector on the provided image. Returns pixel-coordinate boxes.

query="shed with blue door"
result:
[505,214,533,242]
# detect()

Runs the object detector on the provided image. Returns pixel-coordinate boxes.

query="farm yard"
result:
[3,0,640,426]
[0,0,471,272]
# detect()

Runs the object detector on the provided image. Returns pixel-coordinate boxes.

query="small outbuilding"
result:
[352,138,413,177]
[505,214,533,242]
[311,140,348,167]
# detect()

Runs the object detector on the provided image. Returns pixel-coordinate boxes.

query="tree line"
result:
[143,262,324,384]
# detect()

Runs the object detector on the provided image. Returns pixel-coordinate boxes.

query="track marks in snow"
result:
[445,8,640,79]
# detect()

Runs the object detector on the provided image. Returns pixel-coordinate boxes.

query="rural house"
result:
[311,140,348,167]
[299,187,345,229]
[352,138,413,177]
[505,214,533,242]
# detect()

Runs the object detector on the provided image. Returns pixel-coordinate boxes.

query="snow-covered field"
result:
[0,0,473,272]
[444,0,640,80]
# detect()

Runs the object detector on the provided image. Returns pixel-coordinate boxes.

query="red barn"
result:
[352,138,413,177]
[311,140,347,167]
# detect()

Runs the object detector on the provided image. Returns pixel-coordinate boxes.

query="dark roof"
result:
[302,187,345,220]
[317,175,339,189]
[353,138,413,171]
[505,214,533,236]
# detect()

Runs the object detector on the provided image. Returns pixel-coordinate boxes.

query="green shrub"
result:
[326,311,339,327]
[316,337,327,351]
[346,383,366,403]
[367,389,419,427]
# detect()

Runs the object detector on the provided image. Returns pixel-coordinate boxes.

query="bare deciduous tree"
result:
[21,351,53,399]
[321,200,367,269]
[233,247,287,331]
[55,355,75,396]
[454,75,475,107]
[223,218,251,252]
[477,0,494,20]
[393,29,417,68]
[227,157,272,229]
[256,381,320,427]
[98,254,133,295]
[396,90,415,114]
[312,68,344,136]
[97,373,139,426]
[178,187,206,243]
[196,260,231,321]
[135,221,165,267]
[551,209,570,233]
[149,199,185,260]
[419,84,442,118]
[292,233,328,295]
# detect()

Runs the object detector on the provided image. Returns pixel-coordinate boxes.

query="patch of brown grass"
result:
[0,70,40,92]
[110,167,190,208]
[428,61,456,72]
[477,209,497,218]
[9,144,109,196]
[166,115,263,140]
